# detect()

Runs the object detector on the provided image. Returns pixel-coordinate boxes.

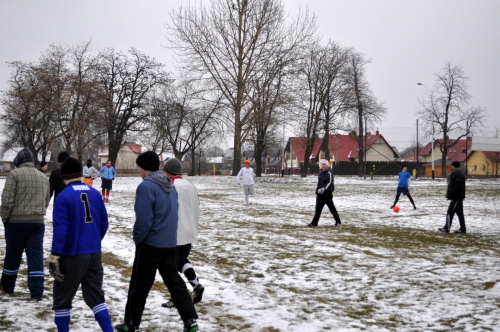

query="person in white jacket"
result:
[236,160,255,207]
[161,158,204,309]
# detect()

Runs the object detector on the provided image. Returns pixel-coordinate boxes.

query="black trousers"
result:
[311,194,341,226]
[445,200,466,231]
[124,244,197,327]
[52,253,105,311]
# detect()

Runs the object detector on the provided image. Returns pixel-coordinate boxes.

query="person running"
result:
[49,151,70,200]
[82,159,99,187]
[1,148,50,301]
[390,164,417,210]
[98,160,116,203]
[161,158,204,309]
[236,160,255,207]
[308,160,341,227]
[115,151,198,332]
[438,161,467,233]
[48,157,112,332]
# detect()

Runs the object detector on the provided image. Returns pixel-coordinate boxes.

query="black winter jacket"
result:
[316,170,335,195]
[446,168,466,201]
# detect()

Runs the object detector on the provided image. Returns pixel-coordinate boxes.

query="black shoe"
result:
[390,205,394,209]
[184,319,199,332]
[454,229,466,233]
[335,221,341,226]
[438,227,450,233]
[307,223,317,227]
[29,296,42,302]
[161,299,175,308]
[192,284,205,304]
[413,206,417,210]
[115,323,140,332]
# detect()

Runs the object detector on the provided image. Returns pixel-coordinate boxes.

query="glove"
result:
[317,188,325,194]
[47,254,65,282]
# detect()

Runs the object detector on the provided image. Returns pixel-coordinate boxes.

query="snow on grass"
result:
[1,174,500,331]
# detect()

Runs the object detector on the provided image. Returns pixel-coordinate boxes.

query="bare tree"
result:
[96,48,169,165]
[343,50,387,177]
[168,0,317,175]
[417,61,486,177]
[0,60,60,163]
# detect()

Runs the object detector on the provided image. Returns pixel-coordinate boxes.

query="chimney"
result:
[376,130,379,135]
[349,131,357,139]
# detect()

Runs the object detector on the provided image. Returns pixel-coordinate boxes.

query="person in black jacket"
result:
[308,160,342,227]
[439,161,466,233]
[49,151,70,199]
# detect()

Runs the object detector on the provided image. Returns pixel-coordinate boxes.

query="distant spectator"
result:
[439,161,467,233]
[82,159,99,187]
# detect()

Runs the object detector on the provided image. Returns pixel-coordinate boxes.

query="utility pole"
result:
[416,119,419,178]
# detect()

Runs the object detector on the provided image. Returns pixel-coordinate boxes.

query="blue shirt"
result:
[52,182,108,256]
[99,166,116,180]
[133,177,178,248]
[398,171,411,187]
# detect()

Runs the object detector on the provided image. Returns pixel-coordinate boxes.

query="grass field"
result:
[1,175,499,331]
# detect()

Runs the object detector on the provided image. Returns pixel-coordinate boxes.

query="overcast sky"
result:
[1,0,499,151]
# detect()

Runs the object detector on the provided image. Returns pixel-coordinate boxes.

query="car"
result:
[210,170,222,175]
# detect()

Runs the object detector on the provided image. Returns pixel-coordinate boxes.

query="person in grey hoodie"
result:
[115,151,198,332]
[1,147,50,300]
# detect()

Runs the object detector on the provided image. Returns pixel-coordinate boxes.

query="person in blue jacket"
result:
[48,157,112,332]
[115,151,198,332]
[308,160,342,227]
[390,164,417,210]
[98,160,116,203]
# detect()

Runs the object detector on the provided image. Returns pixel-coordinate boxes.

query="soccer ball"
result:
[393,206,400,213]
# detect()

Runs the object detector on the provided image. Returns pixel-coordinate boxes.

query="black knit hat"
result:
[136,151,160,171]
[13,147,34,168]
[451,161,461,168]
[61,157,83,179]
[58,151,70,163]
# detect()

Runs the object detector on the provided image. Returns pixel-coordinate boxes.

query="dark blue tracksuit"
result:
[310,170,341,226]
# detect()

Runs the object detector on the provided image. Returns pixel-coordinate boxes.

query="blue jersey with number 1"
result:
[52,181,109,256]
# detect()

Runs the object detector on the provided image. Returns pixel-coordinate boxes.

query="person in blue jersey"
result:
[390,164,417,210]
[115,151,198,332]
[48,157,113,332]
[308,160,342,227]
[98,160,116,203]
[236,160,255,206]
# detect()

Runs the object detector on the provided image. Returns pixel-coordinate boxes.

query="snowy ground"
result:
[1,174,499,332]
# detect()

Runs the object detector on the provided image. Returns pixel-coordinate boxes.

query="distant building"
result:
[99,144,165,173]
[285,131,398,168]
[1,148,52,171]
[467,151,500,177]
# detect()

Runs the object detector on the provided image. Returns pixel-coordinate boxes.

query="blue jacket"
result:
[99,166,116,180]
[316,170,335,195]
[52,182,108,256]
[133,171,178,248]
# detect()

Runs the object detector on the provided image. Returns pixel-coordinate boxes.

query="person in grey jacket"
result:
[115,151,198,332]
[1,148,50,300]
[439,161,467,233]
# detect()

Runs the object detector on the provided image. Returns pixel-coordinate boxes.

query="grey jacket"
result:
[1,162,50,224]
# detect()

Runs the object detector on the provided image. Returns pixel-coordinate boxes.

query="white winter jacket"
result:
[172,176,199,246]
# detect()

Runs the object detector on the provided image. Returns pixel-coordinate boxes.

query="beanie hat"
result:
[40,161,48,168]
[451,161,461,168]
[61,157,82,179]
[13,147,34,168]
[322,160,329,166]
[58,151,70,163]
[163,158,182,175]
[136,151,160,171]
[244,160,251,165]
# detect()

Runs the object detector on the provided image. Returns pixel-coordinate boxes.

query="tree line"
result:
[1,0,486,178]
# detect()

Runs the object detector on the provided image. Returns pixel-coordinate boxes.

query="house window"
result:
[474,165,477,171]
[482,165,486,171]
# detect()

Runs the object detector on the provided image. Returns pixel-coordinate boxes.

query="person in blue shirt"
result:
[390,164,417,210]
[308,160,342,227]
[48,157,112,332]
[115,151,198,332]
[98,160,117,203]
